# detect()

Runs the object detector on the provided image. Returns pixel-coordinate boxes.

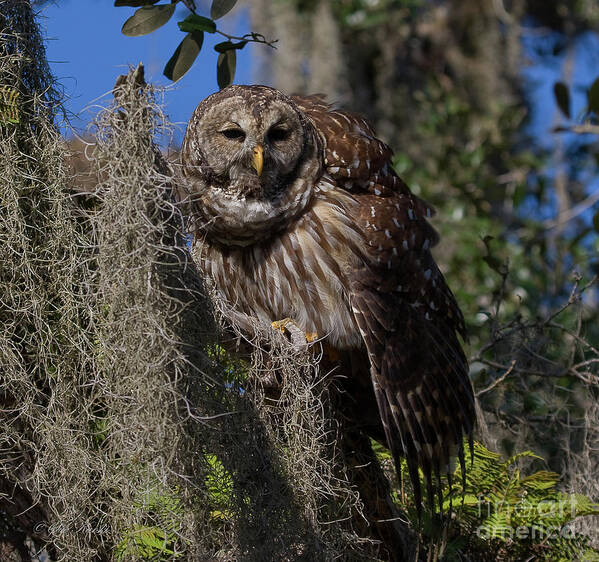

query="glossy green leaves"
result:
[217,50,236,89]
[121,4,175,36]
[587,77,599,115]
[178,14,217,33]
[117,0,249,84]
[214,40,247,53]
[553,82,570,119]
[164,31,204,82]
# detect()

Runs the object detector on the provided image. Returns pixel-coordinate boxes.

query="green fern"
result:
[380,440,599,561]
[205,453,234,521]
[115,488,185,561]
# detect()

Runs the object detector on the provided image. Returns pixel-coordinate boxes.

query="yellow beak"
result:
[252,144,264,177]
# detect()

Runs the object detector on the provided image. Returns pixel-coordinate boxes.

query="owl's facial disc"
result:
[182,86,322,245]
[197,97,306,199]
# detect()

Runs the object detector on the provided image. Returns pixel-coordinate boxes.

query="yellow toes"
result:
[271,318,319,344]
[305,331,319,343]
[271,318,292,332]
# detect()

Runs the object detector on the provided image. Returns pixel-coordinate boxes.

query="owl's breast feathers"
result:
[191,88,475,511]
[196,183,364,349]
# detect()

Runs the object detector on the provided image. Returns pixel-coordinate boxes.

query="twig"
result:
[554,123,599,135]
[475,360,516,397]
[215,30,278,49]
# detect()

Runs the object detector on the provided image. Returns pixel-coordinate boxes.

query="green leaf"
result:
[587,77,599,114]
[563,493,599,518]
[114,0,159,6]
[178,14,217,33]
[164,31,204,81]
[553,82,570,119]
[520,470,560,490]
[217,50,236,89]
[214,40,247,53]
[121,4,175,37]
[503,450,544,467]
[210,508,234,520]
[593,210,599,233]
[211,0,238,19]
[512,183,526,207]
[479,512,512,540]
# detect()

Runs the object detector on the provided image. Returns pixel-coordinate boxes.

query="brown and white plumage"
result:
[182,85,475,509]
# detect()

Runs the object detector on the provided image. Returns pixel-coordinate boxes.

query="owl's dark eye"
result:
[268,127,290,142]
[221,128,245,140]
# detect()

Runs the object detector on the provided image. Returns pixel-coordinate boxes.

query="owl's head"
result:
[181,85,322,246]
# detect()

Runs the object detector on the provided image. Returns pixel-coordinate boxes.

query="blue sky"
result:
[38,2,599,159]
[521,29,599,226]
[36,3,599,267]
[40,0,253,144]
[522,29,599,148]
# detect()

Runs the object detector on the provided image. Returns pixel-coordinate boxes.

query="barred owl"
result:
[182,85,474,509]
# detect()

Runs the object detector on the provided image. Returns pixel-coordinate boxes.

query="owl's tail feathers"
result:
[372,317,475,517]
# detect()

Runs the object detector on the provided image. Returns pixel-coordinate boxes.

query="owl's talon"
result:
[305,331,319,343]
[271,318,293,332]
[271,318,318,347]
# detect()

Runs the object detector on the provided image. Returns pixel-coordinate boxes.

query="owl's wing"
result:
[350,191,475,512]
[295,94,475,511]
[291,94,406,196]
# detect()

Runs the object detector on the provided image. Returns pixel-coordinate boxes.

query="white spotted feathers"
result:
[184,86,475,513]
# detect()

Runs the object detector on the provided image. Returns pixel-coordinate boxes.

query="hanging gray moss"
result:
[0,2,371,560]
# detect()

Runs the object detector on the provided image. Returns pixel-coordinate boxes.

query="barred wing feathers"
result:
[292,93,407,196]
[295,94,475,510]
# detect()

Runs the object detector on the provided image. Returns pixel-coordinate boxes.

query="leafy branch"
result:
[115,0,277,85]
[552,75,599,235]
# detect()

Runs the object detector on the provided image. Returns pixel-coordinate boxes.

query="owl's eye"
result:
[221,128,245,140]
[268,127,290,142]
